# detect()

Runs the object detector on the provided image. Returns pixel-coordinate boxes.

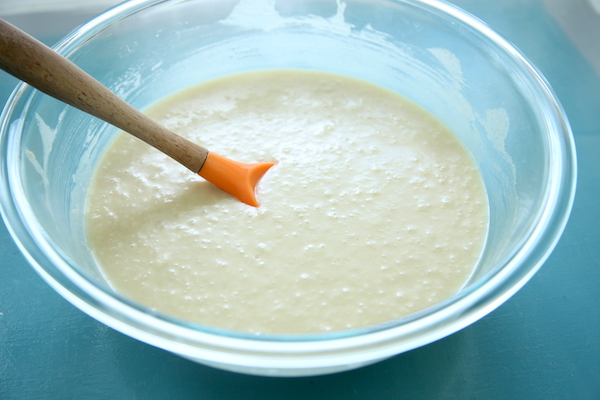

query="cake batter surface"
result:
[86,70,488,334]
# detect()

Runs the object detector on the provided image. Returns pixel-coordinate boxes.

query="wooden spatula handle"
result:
[0,18,208,173]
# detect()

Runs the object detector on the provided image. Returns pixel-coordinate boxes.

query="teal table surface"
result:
[1,1,599,399]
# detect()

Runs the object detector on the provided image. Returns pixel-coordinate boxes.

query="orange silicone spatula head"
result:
[198,152,275,207]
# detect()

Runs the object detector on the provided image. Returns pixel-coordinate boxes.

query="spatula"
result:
[0,18,274,207]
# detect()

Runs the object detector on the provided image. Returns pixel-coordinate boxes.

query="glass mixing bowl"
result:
[0,0,576,376]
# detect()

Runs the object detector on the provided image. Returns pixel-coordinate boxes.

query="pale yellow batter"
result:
[86,70,488,334]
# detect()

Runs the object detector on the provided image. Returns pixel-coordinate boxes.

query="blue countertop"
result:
[1,1,599,398]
